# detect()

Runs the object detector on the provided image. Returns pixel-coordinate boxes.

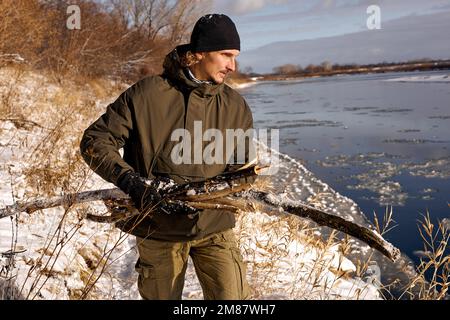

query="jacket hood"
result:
[162,44,224,96]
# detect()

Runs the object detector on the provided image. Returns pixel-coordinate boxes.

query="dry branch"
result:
[0,188,127,219]
[247,191,401,262]
[0,165,400,261]
[0,166,259,219]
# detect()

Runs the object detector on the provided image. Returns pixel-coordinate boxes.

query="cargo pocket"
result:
[135,259,154,279]
[135,257,171,280]
[135,258,177,300]
[134,237,188,300]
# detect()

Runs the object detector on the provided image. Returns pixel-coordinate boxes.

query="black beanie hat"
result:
[190,14,240,53]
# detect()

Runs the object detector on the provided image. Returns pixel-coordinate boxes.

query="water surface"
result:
[241,70,450,265]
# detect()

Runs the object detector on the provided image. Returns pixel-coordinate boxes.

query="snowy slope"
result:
[0,67,383,300]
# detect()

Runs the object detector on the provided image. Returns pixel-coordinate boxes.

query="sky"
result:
[236,10,450,73]
[211,0,450,51]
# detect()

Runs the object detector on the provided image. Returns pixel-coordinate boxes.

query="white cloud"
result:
[214,0,288,15]
[238,11,450,73]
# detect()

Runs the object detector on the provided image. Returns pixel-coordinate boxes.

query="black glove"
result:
[148,176,199,215]
[117,172,198,215]
[117,171,162,212]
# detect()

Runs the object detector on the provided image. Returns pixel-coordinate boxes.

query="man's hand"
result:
[151,176,199,215]
[117,172,198,215]
[117,171,162,212]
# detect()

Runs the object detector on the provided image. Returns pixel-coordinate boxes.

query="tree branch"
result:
[0,165,400,261]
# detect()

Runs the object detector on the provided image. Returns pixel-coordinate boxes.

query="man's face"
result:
[192,49,240,84]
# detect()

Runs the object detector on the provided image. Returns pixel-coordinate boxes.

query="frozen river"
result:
[241,70,450,266]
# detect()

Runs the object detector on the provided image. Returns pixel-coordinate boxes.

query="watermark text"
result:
[367,5,381,30]
[67,5,81,30]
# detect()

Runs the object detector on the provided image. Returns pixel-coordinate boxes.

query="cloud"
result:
[214,0,288,15]
[238,11,450,73]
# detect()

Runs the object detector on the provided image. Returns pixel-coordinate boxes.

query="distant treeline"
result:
[0,0,208,82]
[263,59,450,79]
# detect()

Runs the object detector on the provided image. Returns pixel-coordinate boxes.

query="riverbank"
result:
[0,65,383,300]
[231,60,450,85]
[238,69,450,298]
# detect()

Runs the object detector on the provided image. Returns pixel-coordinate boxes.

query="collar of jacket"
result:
[185,68,214,85]
[162,44,224,98]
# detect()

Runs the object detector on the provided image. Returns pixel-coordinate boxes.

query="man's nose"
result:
[227,58,236,72]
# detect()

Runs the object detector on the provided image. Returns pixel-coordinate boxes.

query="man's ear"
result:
[194,52,205,61]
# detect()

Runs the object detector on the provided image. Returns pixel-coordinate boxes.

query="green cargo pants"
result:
[135,229,251,300]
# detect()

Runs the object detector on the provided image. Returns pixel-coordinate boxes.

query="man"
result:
[80,14,254,300]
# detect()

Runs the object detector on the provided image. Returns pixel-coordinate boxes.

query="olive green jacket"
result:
[80,45,253,241]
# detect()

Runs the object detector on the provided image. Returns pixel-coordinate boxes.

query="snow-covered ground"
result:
[0,67,386,300]
[226,78,259,90]
[384,74,450,83]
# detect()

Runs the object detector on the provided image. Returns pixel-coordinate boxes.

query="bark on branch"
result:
[247,191,401,262]
[0,188,128,219]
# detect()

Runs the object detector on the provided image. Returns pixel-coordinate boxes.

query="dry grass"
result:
[234,210,380,299]
[0,65,133,300]
[0,67,25,117]
[398,212,449,300]
[368,206,449,300]
[373,206,397,236]
[234,203,450,300]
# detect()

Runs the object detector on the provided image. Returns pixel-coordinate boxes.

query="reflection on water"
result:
[241,70,450,292]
